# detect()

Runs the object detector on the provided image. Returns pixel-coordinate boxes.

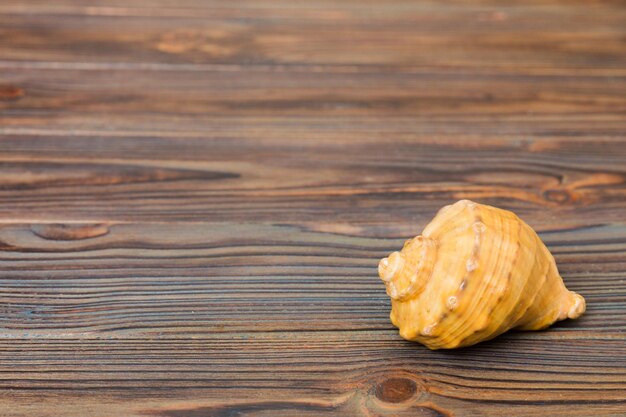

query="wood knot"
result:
[0,85,24,100]
[543,189,572,204]
[374,377,417,404]
[31,223,110,241]
[156,28,244,58]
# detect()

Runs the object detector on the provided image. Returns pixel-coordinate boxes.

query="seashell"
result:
[378,199,585,349]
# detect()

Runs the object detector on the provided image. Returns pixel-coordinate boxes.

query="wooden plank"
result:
[0,222,623,336]
[1,68,625,117]
[0,1,624,69]
[0,135,625,225]
[1,336,625,417]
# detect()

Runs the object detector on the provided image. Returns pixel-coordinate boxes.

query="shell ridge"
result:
[460,211,524,347]
[484,215,525,339]
[441,206,508,348]
[514,242,566,330]
[432,205,492,347]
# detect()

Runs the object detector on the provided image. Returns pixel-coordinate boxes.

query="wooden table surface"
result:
[1,1,625,416]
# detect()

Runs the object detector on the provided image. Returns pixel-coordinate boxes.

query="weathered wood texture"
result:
[1,1,625,416]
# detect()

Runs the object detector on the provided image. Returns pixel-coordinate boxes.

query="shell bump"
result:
[378,200,585,349]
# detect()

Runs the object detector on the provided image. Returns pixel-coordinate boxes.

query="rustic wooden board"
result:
[0,1,625,416]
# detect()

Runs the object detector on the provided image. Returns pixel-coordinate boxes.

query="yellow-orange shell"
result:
[378,200,585,349]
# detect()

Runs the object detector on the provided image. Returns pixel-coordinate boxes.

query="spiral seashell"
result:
[378,200,585,349]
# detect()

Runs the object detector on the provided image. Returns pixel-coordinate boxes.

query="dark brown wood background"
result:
[1,1,625,416]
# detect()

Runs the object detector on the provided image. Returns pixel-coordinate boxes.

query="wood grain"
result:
[0,0,624,69]
[0,0,625,416]
[1,136,625,228]
[0,221,623,335]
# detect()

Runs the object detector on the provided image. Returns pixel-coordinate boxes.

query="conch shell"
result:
[378,200,585,349]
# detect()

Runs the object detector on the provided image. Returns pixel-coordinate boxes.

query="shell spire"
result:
[378,200,585,349]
